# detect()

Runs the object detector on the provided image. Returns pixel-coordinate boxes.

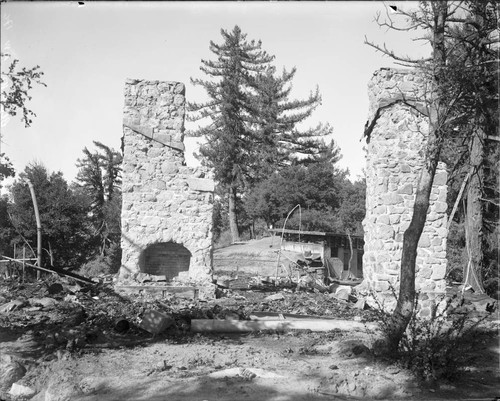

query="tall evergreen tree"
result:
[248,66,332,181]
[189,26,275,243]
[442,1,499,292]
[190,26,333,242]
[75,141,122,259]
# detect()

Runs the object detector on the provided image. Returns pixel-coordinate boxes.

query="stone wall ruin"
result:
[362,68,448,316]
[119,79,214,292]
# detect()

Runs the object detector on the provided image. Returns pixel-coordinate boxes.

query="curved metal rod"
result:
[275,204,301,281]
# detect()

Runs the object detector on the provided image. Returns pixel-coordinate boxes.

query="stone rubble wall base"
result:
[360,289,449,319]
[362,68,448,314]
[119,79,214,285]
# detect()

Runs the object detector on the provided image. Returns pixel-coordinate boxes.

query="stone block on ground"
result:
[151,275,167,282]
[9,383,36,399]
[329,285,352,301]
[139,310,174,334]
[334,290,350,301]
[265,293,285,302]
[136,273,153,283]
[198,283,216,300]
[29,297,58,308]
[0,300,25,314]
[354,298,366,310]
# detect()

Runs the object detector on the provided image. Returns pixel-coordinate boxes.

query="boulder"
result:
[29,297,58,308]
[9,383,36,399]
[329,285,353,301]
[0,300,25,313]
[139,310,174,335]
[335,289,350,301]
[44,381,82,401]
[354,299,366,310]
[264,293,285,302]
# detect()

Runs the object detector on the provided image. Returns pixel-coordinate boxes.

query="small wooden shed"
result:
[269,229,364,279]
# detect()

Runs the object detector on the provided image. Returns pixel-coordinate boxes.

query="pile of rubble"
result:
[0,272,380,400]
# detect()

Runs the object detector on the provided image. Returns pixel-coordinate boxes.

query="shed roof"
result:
[269,228,363,240]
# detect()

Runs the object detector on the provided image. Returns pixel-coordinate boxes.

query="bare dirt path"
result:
[14,323,497,401]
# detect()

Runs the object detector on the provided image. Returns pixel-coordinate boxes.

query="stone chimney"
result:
[119,79,214,292]
[362,68,448,316]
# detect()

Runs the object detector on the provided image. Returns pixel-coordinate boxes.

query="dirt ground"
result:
[1,240,499,401]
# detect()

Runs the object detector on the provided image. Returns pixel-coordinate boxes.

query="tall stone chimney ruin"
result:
[119,79,215,298]
[362,68,448,316]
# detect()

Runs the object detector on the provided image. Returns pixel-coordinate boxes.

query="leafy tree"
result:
[189,26,331,243]
[8,163,91,268]
[75,141,122,265]
[0,53,46,183]
[0,53,46,128]
[0,195,15,258]
[365,0,498,351]
[0,153,15,186]
[336,178,366,236]
[244,142,350,232]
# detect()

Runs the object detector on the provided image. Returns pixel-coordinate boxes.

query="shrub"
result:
[78,255,113,277]
[214,229,233,249]
[372,291,489,382]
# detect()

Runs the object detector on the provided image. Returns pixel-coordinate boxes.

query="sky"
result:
[1,1,429,188]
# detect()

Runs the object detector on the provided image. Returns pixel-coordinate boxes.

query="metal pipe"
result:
[275,204,301,280]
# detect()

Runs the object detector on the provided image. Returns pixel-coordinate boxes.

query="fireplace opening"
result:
[139,242,191,280]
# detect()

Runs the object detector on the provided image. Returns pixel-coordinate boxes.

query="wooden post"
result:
[347,231,354,278]
[26,179,42,280]
[22,246,26,283]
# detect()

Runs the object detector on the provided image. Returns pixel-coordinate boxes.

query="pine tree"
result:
[75,141,122,258]
[447,1,499,293]
[190,26,333,242]
[249,66,332,181]
[189,26,275,243]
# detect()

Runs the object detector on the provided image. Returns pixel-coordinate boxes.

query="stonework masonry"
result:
[119,79,215,292]
[362,68,448,316]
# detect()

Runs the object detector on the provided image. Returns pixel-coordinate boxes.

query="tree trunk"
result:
[464,125,485,293]
[388,152,439,353]
[228,186,240,243]
[387,0,448,354]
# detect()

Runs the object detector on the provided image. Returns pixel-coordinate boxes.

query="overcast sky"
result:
[1,1,429,186]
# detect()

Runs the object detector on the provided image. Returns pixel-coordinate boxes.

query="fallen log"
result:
[191,319,377,333]
[1,255,94,285]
